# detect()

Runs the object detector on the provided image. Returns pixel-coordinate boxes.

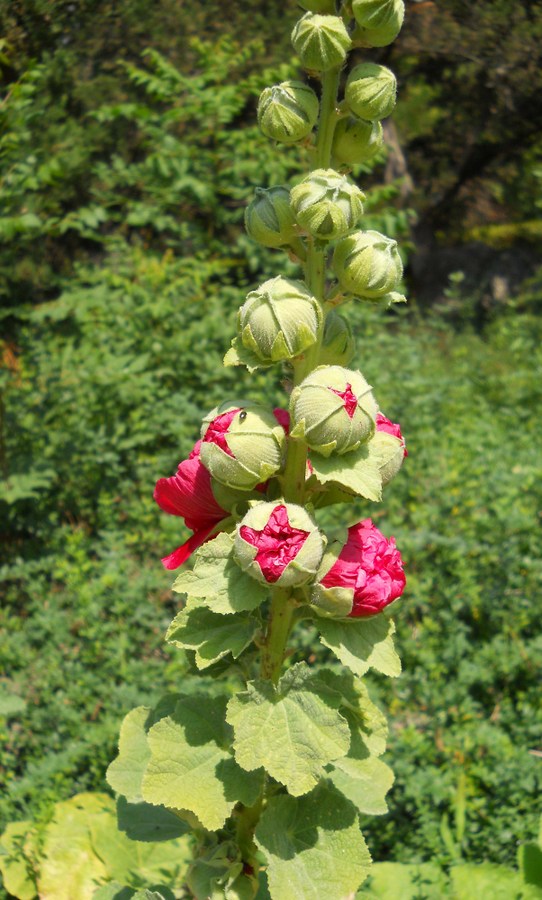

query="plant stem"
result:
[315,66,341,169]
[260,587,295,684]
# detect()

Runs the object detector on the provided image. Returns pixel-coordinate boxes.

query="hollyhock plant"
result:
[153,442,229,570]
[319,518,405,616]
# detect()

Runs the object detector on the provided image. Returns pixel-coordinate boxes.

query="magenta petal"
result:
[161,523,219,570]
[154,456,227,530]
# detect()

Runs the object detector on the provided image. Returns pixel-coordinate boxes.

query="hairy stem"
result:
[260,588,295,684]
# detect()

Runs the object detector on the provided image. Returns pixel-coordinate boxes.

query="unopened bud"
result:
[332,115,384,166]
[245,186,298,249]
[290,168,365,241]
[345,63,397,121]
[258,81,319,144]
[292,13,352,72]
[199,401,286,491]
[290,365,378,457]
[332,230,403,299]
[352,0,405,47]
[319,312,356,366]
[234,502,325,587]
[238,276,323,364]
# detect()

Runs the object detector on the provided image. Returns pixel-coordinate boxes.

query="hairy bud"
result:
[290,365,378,457]
[199,401,286,490]
[332,230,403,299]
[238,276,323,364]
[258,81,319,144]
[332,115,384,166]
[319,311,356,366]
[245,186,298,249]
[234,502,325,587]
[352,0,405,47]
[345,63,397,122]
[292,13,352,72]
[290,168,365,241]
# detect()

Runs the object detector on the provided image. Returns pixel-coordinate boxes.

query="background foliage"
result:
[1,0,541,896]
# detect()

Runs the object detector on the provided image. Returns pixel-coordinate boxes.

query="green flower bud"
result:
[352,0,405,46]
[345,63,397,121]
[332,230,403,299]
[332,115,384,166]
[238,276,323,364]
[291,13,352,72]
[199,401,286,491]
[319,311,356,366]
[245,186,298,249]
[290,169,365,241]
[257,80,319,144]
[299,0,336,12]
[234,501,325,588]
[370,429,405,485]
[290,365,378,456]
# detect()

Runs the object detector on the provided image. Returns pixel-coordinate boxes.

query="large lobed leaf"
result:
[166,600,258,669]
[317,614,401,678]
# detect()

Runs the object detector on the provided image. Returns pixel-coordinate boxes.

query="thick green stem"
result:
[315,66,341,169]
[260,588,295,684]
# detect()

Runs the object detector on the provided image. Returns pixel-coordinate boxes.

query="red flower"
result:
[239,504,310,583]
[321,518,406,616]
[153,445,229,570]
[201,408,240,457]
[330,383,358,418]
[376,413,408,457]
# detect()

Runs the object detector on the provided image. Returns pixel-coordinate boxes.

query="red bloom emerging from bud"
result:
[376,413,408,457]
[321,518,405,616]
[330,383,358,418]
[202,408,240,457]
[153,445,229,570]
[239,504,310,583]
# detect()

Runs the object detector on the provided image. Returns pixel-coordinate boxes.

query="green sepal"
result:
[309,442,383,502]
[311,584,354,617]
[255,781,372,900]
[166,600,258,670]
[226,662,351,795]
[142,694,264,832]
[224,336,270,372]
[187,842,260,900]
[172,532,269,615]
[317,614,401,677]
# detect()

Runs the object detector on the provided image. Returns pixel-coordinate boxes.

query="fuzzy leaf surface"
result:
[116,798,188,843]
[172,532,268,614]
[226,662,350,796]
[142,695,263,831]
[255,782,371,900]
[315,669,388,758]
[327,756,394,816]
[166,601,257,669]
[309,444,382,502]
[318,615,401,677]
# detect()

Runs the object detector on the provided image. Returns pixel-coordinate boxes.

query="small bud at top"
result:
[245,186,298,249]
[199,401,286,491]
[332,230,403,299]
[234,501,325,587]
[238,276,323,364]
[290,168,365,241]
[332,115,384,166]
[352,0,405,47]
[289,364,378,457]
[319,311,356,367]
[258,81,319,144]
[345,63,397,121]
[291,13,352,72]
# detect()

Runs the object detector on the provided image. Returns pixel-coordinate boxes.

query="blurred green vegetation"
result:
[1,1,542,896]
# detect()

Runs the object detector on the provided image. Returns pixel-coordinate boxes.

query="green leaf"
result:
[38,793,109,900]
[166,601,258,669]
[255,782,371,900]
[450,863,525,899]
[172,533,269,614]
[116,798,188,843]
[357,862,448,899]
[0,820,37,900]
[519,841,542,889]
[309,444,382,502]
[142,695,264,831]
[317,615,401,678]
[327,756,394,816]
[316,669,388,758]
[92,884,135,900]
[226,662,351,796]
